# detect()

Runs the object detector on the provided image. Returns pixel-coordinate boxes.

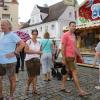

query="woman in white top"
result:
[24,29,42,95]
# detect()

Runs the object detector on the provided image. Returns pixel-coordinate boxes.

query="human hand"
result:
[35,51,42,55]
[5,52,16,58]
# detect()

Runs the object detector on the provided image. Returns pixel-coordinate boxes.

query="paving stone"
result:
[2,65,100,100]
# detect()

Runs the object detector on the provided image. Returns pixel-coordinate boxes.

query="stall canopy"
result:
[76,0,100,29]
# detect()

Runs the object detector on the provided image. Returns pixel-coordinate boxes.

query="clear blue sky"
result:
[18,0,84,22]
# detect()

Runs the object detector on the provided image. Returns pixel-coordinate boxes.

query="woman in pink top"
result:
[24,29,42,95]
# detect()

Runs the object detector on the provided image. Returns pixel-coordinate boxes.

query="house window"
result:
[69,12,72,18]
[40,27,42,31]
[51,24,55,30]
[31,19,34,24]
[2,14,10,19]
[45,26,48,31]
[3,5,9,10]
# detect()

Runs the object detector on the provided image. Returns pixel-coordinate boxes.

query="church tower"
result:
[0,0,19,30]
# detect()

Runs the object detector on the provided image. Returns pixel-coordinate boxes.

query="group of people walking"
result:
[0,19,99,100]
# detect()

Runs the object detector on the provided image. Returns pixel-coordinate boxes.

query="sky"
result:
[18,0,85,22]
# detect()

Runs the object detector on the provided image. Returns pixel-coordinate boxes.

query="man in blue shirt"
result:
[0,19,25,100]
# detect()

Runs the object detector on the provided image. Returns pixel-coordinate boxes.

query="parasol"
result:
[16,31,30,42]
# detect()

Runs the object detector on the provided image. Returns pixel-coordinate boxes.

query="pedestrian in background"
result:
[40,32,53,81]
[20,47,25,71]
[15,47,25,81]
[61,21,89,96]
[24,29,41,95]
[0,19,25,100]
[93,42,100,67]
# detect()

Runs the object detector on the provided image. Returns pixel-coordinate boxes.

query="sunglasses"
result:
[32,33,37,35]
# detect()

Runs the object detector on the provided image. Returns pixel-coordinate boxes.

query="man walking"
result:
[0,19,25,100]
[61,21,88,96]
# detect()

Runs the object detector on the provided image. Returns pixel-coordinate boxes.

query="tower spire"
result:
[12,0,18,3]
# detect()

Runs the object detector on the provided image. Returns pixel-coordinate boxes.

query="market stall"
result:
[76,0,100,53]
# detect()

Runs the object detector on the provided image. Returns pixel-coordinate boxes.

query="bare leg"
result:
[32,76,37,91]
[47,72,51,80]
[25,77,33,95]
[71,69,87,95]
[9,75,16,97]
[0,76,3,98]
[43,74,48,81]
[61,75,67,89]
[93,56,97,67]
[32,76,40,95]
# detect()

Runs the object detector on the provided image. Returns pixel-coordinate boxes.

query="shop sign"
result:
[77,20,100,28]
[91,3,100,19]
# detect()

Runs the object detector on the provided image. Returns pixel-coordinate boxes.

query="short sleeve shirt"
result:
[61,32,76,58]
[0,32,21,64]
[40,39,52,53]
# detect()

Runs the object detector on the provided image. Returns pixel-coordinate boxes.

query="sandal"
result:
[60,89,71,93]
[25,89,29,95]
[78,91,91,97]
[43,79,48,82]
[33,90,41,95]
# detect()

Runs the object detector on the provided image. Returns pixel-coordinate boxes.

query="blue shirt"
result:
[40,39,52,53]
[0,32,21,64]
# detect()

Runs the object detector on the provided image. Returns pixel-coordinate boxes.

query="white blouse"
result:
[25,39,41,61]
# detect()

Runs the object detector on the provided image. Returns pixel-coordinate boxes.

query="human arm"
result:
[61,43,66,64]
[5,40,25,58]
[75,47,84,63]
[24,42,42,55]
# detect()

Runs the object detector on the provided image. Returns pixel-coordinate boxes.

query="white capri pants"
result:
[41,53,53,74]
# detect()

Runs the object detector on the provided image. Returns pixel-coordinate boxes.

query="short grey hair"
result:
[1,19,12,30]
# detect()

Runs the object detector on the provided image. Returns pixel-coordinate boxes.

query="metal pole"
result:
[99,64,100,83]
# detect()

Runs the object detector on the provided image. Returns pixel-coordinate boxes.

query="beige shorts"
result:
[65,57,76,70]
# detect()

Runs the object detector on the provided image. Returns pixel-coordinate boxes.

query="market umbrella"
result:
[16,30,30,42]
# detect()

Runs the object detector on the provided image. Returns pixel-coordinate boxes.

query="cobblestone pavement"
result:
[2,66,100,100]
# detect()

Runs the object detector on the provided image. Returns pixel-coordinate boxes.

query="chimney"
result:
[43,4,48,7]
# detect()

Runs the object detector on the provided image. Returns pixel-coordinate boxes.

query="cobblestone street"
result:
[2,66,100,100]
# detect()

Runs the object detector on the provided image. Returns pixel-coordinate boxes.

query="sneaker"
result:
[67,77,73,81]
[95,86,100,89]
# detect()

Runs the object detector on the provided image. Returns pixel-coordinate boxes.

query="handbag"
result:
[76,55,84,63]
[0,66,6,76]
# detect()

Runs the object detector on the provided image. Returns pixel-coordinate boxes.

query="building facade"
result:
[0,0,19,31]
[21,0,76,39]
